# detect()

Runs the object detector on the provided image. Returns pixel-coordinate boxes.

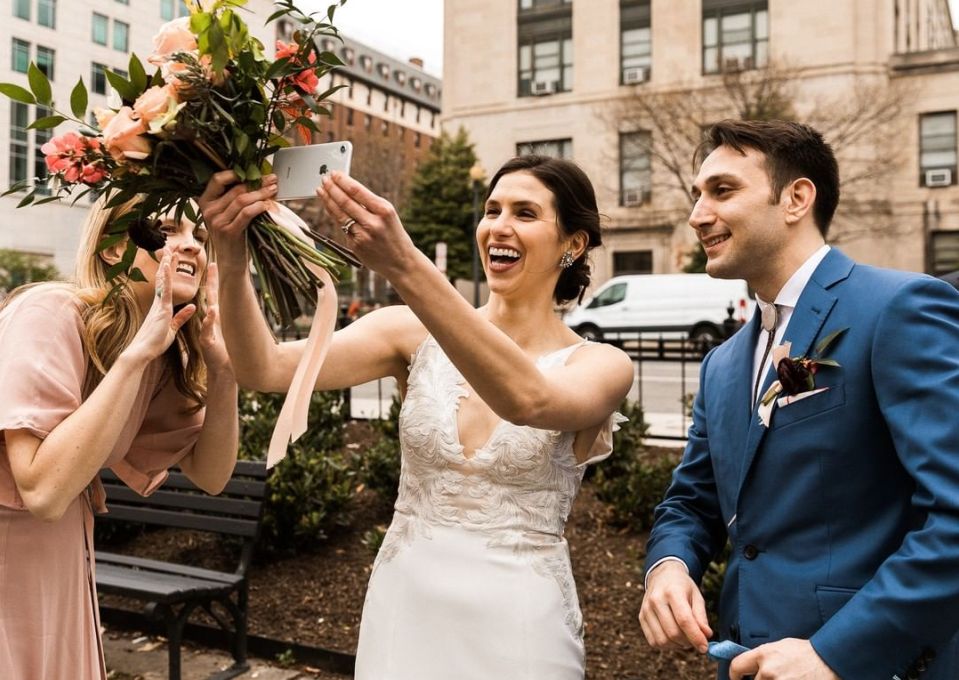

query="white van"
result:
[563,274,754,342]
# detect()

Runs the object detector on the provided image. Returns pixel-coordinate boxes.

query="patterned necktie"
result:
[753,304,780,406]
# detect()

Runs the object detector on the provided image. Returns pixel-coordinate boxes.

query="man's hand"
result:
[730,638,839,680]
[639,560,712,653]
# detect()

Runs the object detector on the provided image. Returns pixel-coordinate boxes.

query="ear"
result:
[567,230,590,259]
[98,238,127,266]
[783,178,816,226]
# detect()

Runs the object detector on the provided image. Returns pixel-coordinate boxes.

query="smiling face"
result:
[129,211,209,311]
[689,145,789,288]
[477,171,575,302]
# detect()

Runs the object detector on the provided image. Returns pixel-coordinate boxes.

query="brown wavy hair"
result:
[1,194,210,408]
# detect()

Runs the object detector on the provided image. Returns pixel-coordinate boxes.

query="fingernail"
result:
[268,184,278,193]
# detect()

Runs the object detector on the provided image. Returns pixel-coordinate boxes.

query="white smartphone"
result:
[273,141,353,201]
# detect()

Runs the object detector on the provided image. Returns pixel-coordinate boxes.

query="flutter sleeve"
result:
[577,411,629,467]
[0,287,87,509]
[110,372,204,496]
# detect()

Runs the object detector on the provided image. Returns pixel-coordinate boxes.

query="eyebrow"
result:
[486,199,542,210]
[690,172,741,198]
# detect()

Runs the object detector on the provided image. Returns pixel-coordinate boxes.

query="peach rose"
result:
[94,107,117,130]
[133,84,178,125]
[149,17,197,64]
[102,107,151,162]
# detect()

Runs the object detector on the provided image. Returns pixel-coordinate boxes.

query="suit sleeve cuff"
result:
[644,556,689,590]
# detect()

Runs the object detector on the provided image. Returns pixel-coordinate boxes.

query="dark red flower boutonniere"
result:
[758,327,848,427]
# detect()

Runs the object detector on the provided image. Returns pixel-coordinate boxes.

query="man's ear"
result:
[783,178,816,225]
[98,238,127,266]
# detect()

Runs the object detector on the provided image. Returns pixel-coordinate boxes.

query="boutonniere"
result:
[757,327,848,427]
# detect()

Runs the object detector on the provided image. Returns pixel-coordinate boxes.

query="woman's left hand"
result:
[316,172,418,277]
[198,262,232,375]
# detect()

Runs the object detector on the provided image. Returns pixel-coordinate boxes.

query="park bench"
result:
[95,460,269,680]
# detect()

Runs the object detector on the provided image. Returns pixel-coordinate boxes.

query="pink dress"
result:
[0,286,205,680]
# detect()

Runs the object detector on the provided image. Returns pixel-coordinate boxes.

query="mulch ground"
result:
[100,431,715,680]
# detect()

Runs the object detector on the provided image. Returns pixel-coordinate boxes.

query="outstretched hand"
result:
[316,171,418,276]
[125,249,196,365]
[198,262,231,374]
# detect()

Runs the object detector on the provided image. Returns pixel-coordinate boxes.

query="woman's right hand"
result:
[123,250,197,365]
[197,170,278,269]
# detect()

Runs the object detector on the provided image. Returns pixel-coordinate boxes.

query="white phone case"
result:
[273,141,353,201]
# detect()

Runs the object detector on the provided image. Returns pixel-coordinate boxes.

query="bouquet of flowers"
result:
[0,0,356,327]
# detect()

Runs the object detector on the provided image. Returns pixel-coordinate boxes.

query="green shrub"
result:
[238,389,355,555]
[591,400,680,532]
[357,394,402,503]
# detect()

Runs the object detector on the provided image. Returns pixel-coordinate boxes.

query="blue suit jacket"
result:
[645,249,959,679]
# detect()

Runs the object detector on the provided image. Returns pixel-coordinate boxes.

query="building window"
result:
[414,131,421,148]
[621,0,651,84]
[620,131,651,205]
[38,0,56,28]
[518,0,573,96]
[36,46,54,80]
[517,138,573,159]
[34,105,52,195]
[113,20,129,52]
[702,1,768,74]
[14,0,30,20]
[613,250,653,275]
[919,112,957,187]
[91,62,108,95]
[12,39,30,73]
[9,102,29,185]
[346,108,354,126]
[92,13,109,45]
[931,231,959,276]
[161,0,189,20]
[364,114,371,131]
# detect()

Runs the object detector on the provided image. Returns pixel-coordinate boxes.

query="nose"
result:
[172,232,202,254]
[688,196,716,233]
[488,212,515,238]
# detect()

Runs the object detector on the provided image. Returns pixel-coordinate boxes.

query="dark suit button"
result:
[743,544,759,560]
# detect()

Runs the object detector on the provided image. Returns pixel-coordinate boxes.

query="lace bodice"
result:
[387,336,618,551]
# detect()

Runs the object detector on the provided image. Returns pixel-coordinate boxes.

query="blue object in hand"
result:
[707,640,751,661]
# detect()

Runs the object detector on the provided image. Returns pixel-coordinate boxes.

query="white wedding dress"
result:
[354,336,624,680]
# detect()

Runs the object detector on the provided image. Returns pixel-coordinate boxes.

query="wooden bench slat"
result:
[103,486,262,518]
[100,467,267,498]
[96,564,237,602]
[96,552,242,583]
[104,506,259,537]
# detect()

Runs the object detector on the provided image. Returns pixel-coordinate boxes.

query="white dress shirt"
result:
[645,244,831,587]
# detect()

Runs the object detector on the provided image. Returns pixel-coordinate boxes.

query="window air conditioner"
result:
[925,168,953,187]
[622,186,649,206]
[623,66,648,85]
[531,79,557,95]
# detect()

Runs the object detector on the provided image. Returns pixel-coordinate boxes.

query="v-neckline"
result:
[451,340,587,461]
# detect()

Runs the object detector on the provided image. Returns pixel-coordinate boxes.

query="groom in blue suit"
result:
[640,119,959,679]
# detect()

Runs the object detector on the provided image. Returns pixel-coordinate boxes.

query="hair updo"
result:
[484,155,603,305]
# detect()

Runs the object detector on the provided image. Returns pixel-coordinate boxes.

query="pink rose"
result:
[149,17,197,64]
[81,163,107,184]
[102,107,151,162]
[133,84,178,125]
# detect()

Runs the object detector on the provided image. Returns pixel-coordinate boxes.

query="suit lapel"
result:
[734,249,853,501]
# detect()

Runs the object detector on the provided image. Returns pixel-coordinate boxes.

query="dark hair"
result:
[485,155,602,304]
[696,119,840,236]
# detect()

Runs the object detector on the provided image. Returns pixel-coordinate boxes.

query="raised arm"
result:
[317,172,634,433]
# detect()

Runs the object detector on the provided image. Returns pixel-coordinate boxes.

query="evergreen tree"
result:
[402,128,482,283]
[0,249,59,293]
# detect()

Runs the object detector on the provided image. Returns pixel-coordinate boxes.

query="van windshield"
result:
[587,282,627,308]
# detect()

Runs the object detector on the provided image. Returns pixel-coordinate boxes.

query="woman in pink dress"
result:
[0,195,240,679]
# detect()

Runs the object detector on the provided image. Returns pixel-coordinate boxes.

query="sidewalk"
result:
[103,626,345,680]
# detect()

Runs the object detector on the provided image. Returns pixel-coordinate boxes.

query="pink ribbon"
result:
[264,205,338,468]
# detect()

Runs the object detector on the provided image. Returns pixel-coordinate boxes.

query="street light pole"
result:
[469,161,486,308]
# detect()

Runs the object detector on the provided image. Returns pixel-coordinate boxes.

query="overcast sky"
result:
[298,0,959,81]
[299,0,444,77]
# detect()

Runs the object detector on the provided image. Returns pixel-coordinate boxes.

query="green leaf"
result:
[266,8,293,23]
[28,114,66,130]
[814,327,848,357]
[105,69,139,104]
[128,53,148,93]
[70,77,88,120]
[107,260,129,279]
[265,57,293,81]
[17,191,36,208]
[813,358,841,367]
[0,82,36,104]
[97,232,127,252]
[2,180,30,196]
[27,63,52,105]
[33,195,61,205]
[128,267,147,283]
[245,163,261,181]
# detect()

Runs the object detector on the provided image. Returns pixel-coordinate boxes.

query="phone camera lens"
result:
[340,145,346,153]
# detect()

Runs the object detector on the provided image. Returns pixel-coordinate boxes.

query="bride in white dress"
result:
[203,154,635,679]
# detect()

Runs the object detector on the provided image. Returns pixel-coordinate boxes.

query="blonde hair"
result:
[3,194,209,408]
